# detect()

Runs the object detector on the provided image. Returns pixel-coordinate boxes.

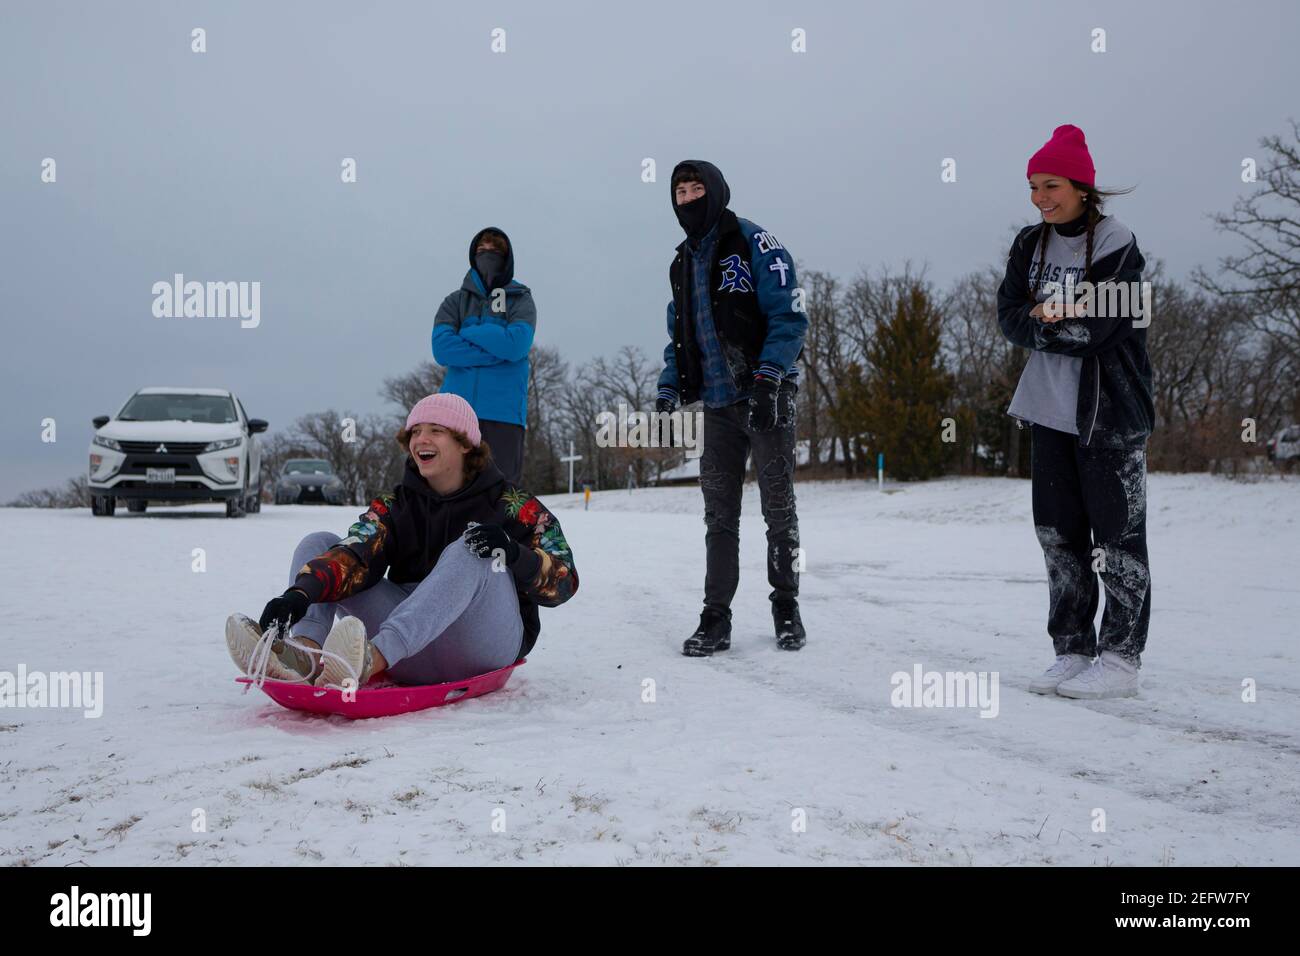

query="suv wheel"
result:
[226,495,247,518]
[91,495,116,516]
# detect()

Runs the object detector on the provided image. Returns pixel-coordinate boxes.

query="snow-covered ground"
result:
[3,474,1298,866]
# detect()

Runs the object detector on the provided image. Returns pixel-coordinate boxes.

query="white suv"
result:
[88,387,267,518]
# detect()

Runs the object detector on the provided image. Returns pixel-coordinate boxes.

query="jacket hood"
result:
[670,160,730,237]
[467,226,515,292]
[400,453,507,503]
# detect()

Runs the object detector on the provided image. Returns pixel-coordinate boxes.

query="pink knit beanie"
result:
[405,393,481,446]
[1027,124,1096,187]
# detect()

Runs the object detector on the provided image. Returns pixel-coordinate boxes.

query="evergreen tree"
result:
[858,284,954,480]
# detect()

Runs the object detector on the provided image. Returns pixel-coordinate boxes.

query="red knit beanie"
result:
[1026,124,1096,187]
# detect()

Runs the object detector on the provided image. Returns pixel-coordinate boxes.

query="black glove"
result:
[655,388,679,447]
[748,375,780,432]
[259,588,311,636]
[464,523,521,565]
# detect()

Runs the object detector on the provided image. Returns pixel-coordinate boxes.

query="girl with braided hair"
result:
[996,125,1155,699]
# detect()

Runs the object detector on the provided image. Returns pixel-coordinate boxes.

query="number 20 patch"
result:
[754,231,784,254]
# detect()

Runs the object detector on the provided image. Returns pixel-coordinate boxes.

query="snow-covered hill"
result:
[3,474,1297,865]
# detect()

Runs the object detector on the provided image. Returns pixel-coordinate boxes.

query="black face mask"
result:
[674,195,710,239]
[474,251,506,289]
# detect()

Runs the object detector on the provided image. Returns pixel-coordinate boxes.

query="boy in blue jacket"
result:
[432,227,535,484]
[657,161,809,656]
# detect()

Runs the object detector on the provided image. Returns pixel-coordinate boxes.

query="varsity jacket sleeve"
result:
[502,489,578,608]
[658,299,679,396]
[292,493,398,603]
[998,225,1148,359]
[432,295,503,368]
[458,289,537,362]
[747,227,808,379]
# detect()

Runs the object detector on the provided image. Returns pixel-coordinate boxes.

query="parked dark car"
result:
[274,459,345,505]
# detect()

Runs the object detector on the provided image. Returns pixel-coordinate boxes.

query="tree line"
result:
[12,125,1299,506]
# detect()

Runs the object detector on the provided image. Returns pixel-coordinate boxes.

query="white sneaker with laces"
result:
[1055,651,1140,699]
[316,616,377,688]
[1028,653,1093,695]
[225,614,311,681]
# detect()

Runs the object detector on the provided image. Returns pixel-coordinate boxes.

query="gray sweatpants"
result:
[287,530,525,685]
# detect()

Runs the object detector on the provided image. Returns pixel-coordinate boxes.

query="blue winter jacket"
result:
[431,227,536,427]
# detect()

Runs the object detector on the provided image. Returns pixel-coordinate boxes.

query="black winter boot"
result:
[682,609,732,657]
[772,598,806,651]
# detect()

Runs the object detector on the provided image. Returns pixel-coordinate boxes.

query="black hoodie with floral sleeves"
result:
[291,458,576,656]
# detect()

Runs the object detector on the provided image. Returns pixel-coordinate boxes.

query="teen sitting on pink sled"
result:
[225,393,578,689]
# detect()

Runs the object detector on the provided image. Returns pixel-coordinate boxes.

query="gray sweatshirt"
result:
[1007,214,1135,434]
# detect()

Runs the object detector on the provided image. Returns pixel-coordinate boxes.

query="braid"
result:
[1022,177,1133,309]
[1084,196,1099,283]
[1028,220,1051,304]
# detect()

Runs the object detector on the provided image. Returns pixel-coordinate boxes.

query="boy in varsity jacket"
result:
[656,160,809,656]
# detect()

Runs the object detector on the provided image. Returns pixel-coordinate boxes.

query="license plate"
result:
[146,467,175,484]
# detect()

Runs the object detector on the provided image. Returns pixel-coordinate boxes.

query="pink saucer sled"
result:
[237,659,524,719]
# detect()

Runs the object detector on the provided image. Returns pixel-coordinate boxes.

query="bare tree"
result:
[941,267,1026,475]
[798,267,847,470]
[6,475,87,508]
[523,345,569,493]
[289,410,405,505]
[1197,120,1300,361]
[380,361,445,412]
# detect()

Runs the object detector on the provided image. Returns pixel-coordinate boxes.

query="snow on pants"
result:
[1030,423,1151,663]
[698,384,800,614]
[286,530,525,684]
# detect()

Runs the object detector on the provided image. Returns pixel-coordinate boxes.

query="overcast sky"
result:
[3,0,1298,499]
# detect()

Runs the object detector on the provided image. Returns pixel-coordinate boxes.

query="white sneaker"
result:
[316,616,377,688]
[225,614,312,681]
[1056,651,1140,699]
[1028,654,1093,695]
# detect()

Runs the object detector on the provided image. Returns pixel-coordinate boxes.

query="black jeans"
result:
[698,385,800,614]
[479,419,525,487]
[1030,424,1151,663]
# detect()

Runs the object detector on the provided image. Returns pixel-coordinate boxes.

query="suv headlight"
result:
[93,435,121,451]
[203,437,243,453]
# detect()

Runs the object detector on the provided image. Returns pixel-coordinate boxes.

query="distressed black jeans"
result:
[1030,424,1151,663]
[698,385,800,613]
